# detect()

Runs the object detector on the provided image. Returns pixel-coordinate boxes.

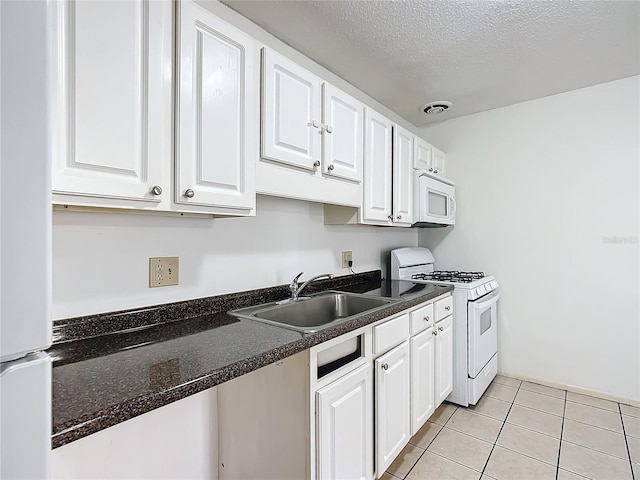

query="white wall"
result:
[419,76,640,402]
[52,195,417,319]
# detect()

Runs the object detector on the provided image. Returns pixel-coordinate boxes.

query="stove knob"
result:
[491,281,498,289]
[476,287,483,296]
[483,284,489,293]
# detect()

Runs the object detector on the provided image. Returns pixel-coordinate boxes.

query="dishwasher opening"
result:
[317,335,362,379]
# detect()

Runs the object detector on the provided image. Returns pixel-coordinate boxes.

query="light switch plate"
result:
[341,251,353,269]
[149,257,179,287]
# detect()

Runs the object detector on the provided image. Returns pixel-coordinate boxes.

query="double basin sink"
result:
[230,290,397,334]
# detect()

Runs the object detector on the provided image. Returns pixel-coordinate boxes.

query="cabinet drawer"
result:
[410,302,434,335]
[373,313,409,354]
[435,296,453,321]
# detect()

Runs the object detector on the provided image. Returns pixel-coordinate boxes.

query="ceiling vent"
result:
[421,101,452,115]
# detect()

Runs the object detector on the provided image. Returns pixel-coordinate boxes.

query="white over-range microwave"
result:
[413,170,456,227]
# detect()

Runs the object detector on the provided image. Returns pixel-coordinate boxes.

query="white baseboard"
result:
[497,371,640,408]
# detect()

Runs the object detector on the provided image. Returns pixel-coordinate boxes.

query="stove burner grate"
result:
[412,271,485,283]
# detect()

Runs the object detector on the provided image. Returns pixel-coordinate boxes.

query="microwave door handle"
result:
[473,291,500,310]
[450,196,457,218]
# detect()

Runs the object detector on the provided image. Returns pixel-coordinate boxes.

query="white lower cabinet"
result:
[410,327,436,435]
[435,315,454,405]
[375,341,411,475]
[316,362,373,480]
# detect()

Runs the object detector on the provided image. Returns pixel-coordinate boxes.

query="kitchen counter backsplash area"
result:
[48,270,452,448]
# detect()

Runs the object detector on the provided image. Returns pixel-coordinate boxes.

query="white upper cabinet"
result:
[261,48,321,171]
[360,111,413,226]
[362,108,393,223]
[321,84,363,183]
[259,48,363,207]
[51,0,257,216]
[50,0,172,208]
[414,137,447,177]
[432,147,447,176]
[176,1,256,213]
[392,125,414,226]
[413,137,433,171]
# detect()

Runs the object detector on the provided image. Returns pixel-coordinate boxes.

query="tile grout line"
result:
[501,396,565,418]
[562,415,627,435]
[619,402,636,480]
[555,388,568,480]
[421,449,485,475]
[479,380,523,477]
[400,409,455,479]
[561,438,634,462]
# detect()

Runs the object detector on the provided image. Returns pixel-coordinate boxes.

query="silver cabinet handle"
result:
[424,316,430,322]
[434,169,439,174]
[150,185,162,196]
[439,326,444,332]
[381,363,389,371]
[388,215,393,220]
[397,215,402,220]
[432,330,438,336]
[445,306,451,311]
[429,167,434,172]
[313,160,320,167]
[325,125,333,134]
[308,120,319,129]
[327,164,335,171]
[184,189,195,198]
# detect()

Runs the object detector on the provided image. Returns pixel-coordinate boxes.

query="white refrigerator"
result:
[0,1,52,478]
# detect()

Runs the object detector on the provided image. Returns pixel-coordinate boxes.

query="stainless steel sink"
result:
[230,291,397,333]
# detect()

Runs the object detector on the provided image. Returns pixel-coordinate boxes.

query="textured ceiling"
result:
[220,0,640,126]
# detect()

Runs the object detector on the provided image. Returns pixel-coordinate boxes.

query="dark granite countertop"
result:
[48,271,452,448]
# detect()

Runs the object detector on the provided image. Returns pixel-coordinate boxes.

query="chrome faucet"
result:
[289,272,334,301]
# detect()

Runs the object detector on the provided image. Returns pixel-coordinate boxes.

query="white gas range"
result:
[390,247,500,406]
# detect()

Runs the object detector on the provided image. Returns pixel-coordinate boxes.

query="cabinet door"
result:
[261,48,321,171]
[392,125,414,226]
[363,109,392,223]
[435,316,453,406]
[176,1,256,212]
[317,362,373,480]
[410,328,435,435]
[321,84,363,183]
[375,341,410,475]
[413,137,433,171]
[432,147,447,176]
[50,0,171,206]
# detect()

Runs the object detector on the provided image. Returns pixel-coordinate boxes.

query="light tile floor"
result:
[382,375,640,480]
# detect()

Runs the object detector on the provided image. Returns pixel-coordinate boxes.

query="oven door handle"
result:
[472,290,500,310]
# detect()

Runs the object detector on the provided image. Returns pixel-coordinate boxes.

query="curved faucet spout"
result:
[290,273,334,301]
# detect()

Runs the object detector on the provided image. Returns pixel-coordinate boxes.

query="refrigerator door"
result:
[0,0,52,362]
[0,352,51,479]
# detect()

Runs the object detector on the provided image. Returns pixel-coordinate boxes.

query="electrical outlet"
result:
[149,257,179,287]
[341,251,353,269]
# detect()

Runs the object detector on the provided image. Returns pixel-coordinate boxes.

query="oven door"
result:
[467,290,499,378]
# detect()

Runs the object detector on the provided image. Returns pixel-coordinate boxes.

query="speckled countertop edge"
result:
[50,272,452,448]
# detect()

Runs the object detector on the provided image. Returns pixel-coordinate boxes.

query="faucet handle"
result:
[290,272,304,288]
